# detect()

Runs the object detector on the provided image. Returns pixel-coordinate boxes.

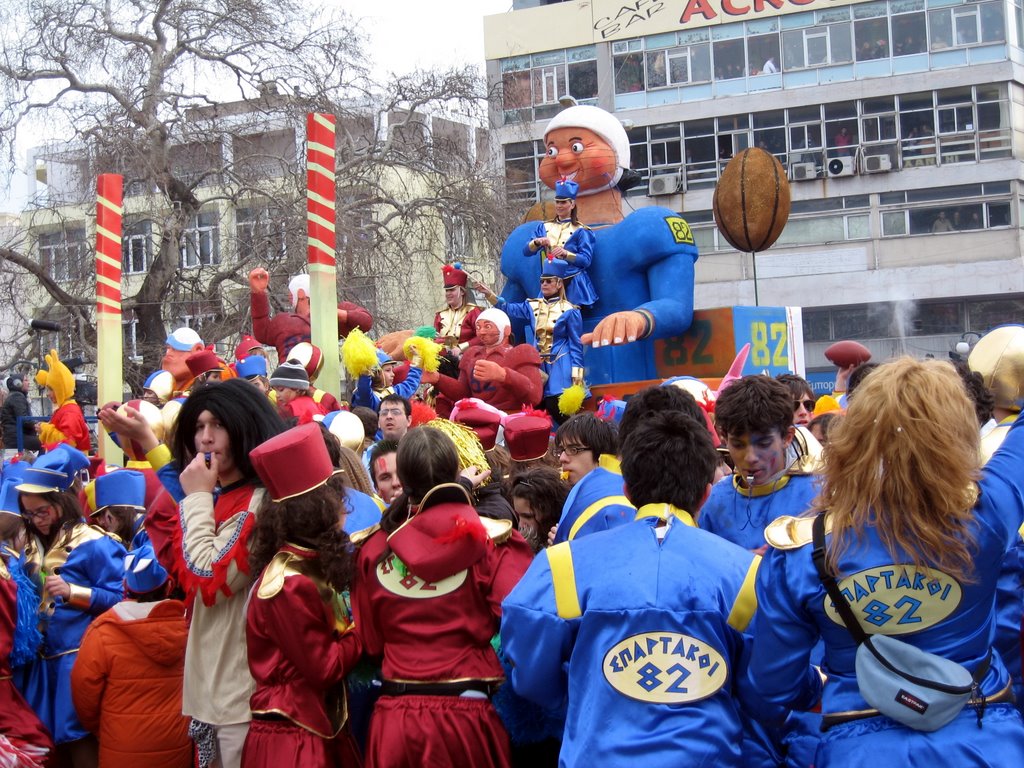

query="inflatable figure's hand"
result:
[473,360,507,383]
[582,311,647,347]
[248,268,269,292]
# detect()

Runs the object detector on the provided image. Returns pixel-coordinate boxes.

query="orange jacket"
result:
[71,600,191,768]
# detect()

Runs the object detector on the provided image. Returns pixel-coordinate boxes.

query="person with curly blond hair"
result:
[749,358,1024,766]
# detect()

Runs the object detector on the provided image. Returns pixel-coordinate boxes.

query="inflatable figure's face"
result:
[476,319,503,347]
[162,347,192,385]
[541,127,618,194]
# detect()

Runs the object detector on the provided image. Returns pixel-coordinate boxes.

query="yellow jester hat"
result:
[35,349,76,407]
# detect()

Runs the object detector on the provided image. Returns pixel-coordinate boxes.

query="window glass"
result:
[855,17,890,59]
[614,53,645,93]
[803,309,832,341]
[713,39,746,79]
[892,13,927,54]
[568,60,598,99]
[969,297,1024,330]
[980,1,1006,42]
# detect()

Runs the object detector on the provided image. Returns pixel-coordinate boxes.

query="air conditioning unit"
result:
[648,173,683,197]
[827,157,855,177]
[863,154,893,174]
[790,162,817,181]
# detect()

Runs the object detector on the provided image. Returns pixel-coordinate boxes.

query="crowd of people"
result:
[0,260,1022,768]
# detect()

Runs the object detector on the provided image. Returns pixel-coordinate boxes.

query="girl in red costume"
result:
[353,427,533,768]
[244,422,362,766]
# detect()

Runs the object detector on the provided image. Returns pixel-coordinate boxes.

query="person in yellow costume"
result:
[35,351,90,454]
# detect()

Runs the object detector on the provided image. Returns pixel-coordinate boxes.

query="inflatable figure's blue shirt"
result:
[501,206,698,385]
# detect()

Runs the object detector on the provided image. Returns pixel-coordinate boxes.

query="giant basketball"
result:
[713,148,791,253]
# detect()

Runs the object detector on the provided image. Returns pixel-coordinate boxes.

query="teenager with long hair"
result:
[17,447,125,768]
[243,423,362,766]
[352,427,532,768]
[749,357,1024,765]
[98,379,286,768]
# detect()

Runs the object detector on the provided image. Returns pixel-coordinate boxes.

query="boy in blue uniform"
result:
[502,411,777,767]
[551,413,634,544]
[699,375,820,553]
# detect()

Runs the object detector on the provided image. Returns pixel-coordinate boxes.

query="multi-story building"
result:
[484,0,1024,383]
[12,98,495,376]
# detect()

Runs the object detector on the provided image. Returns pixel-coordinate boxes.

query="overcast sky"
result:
[0,0,512,212]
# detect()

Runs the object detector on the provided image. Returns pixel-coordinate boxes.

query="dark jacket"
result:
[1,390,40,451]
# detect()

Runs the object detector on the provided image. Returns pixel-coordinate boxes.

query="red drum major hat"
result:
[442,262,469,288]
[451,398,506,451]
[251,422,335,502]
[504,411,553,462]
[186,349,223,378]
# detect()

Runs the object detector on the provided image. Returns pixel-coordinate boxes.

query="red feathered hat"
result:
[442,263,468,288]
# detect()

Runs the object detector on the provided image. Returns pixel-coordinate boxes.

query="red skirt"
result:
[241,718,362,768]
[367,695,512,768]
[0,679,52,755]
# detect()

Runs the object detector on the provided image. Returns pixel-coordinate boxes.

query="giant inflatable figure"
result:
[500,105,699,385]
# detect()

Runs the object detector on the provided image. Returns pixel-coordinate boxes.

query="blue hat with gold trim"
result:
[236,355,268,379]
[554,178,579,201]
[541,257,570,280]
[0,478,23,518]
[15,449,78,494]
[93,470,146,516]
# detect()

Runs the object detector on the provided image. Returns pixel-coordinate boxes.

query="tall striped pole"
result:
[306,113,341,399]
[95,174,124,463]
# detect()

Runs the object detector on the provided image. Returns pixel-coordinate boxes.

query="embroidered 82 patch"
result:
[603,631,728,704]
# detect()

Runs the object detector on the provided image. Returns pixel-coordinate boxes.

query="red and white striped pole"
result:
[95,174,124,462]
[306,113,341,399]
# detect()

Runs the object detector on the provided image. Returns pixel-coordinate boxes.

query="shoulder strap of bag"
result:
[811,512,869,644]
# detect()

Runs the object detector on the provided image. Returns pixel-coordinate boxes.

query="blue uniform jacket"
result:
[352,366,423,412]
[554,455,635,544]
[501,507,770,768]
[748,413,1024,763]
[502,207,699,384]
[523,221,597,307]
[699,472,820,551]
[503,298,584,398]
[343,488,382,534]
[25,524,125,743]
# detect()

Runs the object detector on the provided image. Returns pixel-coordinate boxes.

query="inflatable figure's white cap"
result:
[545,105,630,177]
[477,308,511,341]
[289,274,310,307]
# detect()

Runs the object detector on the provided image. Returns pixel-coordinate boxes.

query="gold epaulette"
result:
[788,427,824,475]
[0,558,8,581]
[69,523,122,547]
[257,551,306,599]
[349,523,381,547]
[764,514,831,550]
[480,517,513,545]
